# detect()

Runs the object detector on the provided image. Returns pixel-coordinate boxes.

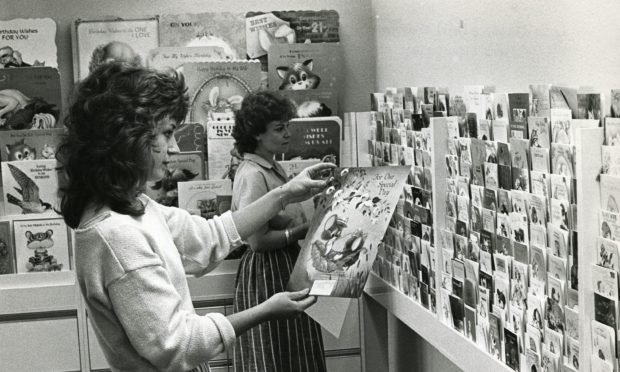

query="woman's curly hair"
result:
[57,62,188,228]
[232,91,296,155]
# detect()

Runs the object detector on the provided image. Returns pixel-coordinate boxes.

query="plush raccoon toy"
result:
[276,59,321,90]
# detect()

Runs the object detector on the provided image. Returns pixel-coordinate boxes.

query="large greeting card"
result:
[287,166,410,297]
[158,12,245,60]
[73,17,159,81]
[183,61,262,123]
[0,18,57,68]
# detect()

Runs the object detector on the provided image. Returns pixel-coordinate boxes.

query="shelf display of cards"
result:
[13,217,71,274]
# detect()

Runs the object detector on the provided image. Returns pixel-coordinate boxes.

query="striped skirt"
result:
[233,245,326,372]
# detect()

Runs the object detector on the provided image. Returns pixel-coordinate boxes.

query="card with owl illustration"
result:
[267,42,342,93]
[145,151,205,208]
[0,128,64,162]
[183,61,262,124]
[0,67,62,130]
[0,221,16,275]
[287,166,410,297]
[13,217,71,273]
[1,159,59,216]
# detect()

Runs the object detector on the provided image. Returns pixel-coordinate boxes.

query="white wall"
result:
[3,0,376,113]
[372,0,620,111]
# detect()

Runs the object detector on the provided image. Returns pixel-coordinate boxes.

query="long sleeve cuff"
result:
[219,211,245,248]
[205,312,236,352]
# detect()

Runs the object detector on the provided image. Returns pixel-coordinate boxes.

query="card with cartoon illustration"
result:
[13,217,71,273]
[287,166,410,297]
[183,61,262,123]
[0,128,64,162]
[268,42,342,93]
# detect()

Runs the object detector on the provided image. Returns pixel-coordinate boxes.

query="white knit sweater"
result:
[75,194,242,372]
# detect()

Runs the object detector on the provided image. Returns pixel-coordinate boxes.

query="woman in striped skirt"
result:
[231,91,327,372]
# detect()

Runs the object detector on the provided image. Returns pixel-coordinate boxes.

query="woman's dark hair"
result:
[232,91,296,155]
[57,62,188,228]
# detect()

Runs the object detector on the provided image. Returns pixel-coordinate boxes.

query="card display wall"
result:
[360,86,620,372]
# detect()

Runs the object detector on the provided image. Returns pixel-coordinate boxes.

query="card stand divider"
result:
[575,127,604,372]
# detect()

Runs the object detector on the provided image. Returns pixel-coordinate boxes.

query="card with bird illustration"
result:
[1,159,59,216]
[13,217,71,273]
[287,165,410,297]
[145,151,205,208]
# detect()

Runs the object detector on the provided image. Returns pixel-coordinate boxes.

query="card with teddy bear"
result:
[13,217,71,274]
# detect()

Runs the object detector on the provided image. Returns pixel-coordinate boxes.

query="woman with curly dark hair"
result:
[56,63,334,372]
[231,91,327,372]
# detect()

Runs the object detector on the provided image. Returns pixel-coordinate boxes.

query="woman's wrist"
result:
[275,185,289,210]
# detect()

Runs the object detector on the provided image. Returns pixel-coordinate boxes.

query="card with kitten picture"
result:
[268,43,342,93]
[528,116,551,149]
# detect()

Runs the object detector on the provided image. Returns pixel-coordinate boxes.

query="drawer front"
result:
[0,317,81,372]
